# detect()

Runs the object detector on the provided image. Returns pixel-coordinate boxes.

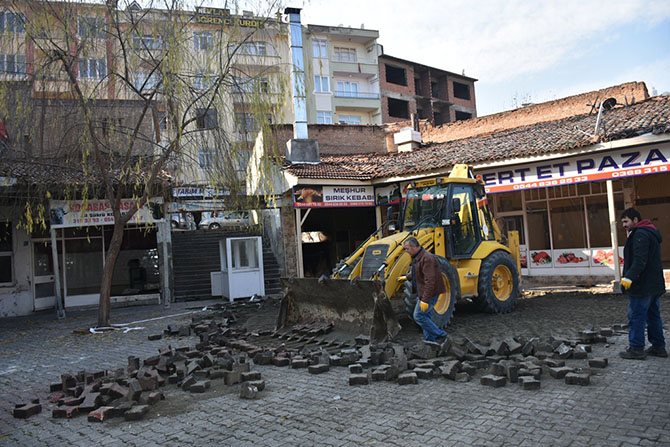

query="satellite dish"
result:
[602,97,617,111]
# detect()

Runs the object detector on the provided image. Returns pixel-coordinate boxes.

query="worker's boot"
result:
[619,347,647,360]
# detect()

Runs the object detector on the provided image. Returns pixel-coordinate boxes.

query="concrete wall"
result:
[0,207,34,318]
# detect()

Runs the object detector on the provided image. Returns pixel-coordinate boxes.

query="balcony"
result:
[334,91,379,99]
[333,92,381,111]
[331,59,378,78]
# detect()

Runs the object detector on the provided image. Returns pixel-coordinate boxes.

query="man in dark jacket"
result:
[403,237,447,342]
[619,208,667,359]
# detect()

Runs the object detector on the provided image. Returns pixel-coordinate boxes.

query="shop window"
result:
[586,194,626,247]
[65,237,104,296]
[104,226,159,295]
[549,198,586,250]
[196,108,218,129]
[0,222,13,284]
[524,188,546,201]
[577,182,591,195]
[494,191,523,213]
[499,215,525,245]
[526,201,550,250]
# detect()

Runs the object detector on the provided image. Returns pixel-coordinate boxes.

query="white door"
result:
[32,240,57,311]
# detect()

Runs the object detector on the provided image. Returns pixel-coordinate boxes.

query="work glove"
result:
[419,301,429,312]
[620,277,632,290]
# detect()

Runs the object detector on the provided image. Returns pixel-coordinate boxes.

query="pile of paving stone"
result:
[257,324,626,391]
[13,315,268,422]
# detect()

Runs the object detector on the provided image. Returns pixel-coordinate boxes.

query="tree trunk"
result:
[97,221,126,327]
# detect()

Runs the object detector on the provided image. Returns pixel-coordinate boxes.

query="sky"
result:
[297,0,670,116]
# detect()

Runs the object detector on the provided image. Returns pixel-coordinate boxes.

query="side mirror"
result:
[388,223,396,232]
[451,197,461,212]
[386,206,393,221]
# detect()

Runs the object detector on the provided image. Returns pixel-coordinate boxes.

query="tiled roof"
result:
[0,157,171,186]
[283,96,670,181]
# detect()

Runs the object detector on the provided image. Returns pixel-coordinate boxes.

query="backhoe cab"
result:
[277,164,520,342]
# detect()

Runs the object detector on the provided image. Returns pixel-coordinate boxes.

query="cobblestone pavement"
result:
[1,291,669,446]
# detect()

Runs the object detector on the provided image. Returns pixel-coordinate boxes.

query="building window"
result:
[238,41,267,55]
[133,34,164,50]
[79,58,107,79]
[157,111,167,130]
[0,222,13,285]
[193,31,213,50]
[313,39,327,58]
[194,71,214,90]
[385,64,407,86]
[453,81,471,100]
[196,108,218,129]
[336,81,358,97]
[314,75,330,93]
[316,111,332,124]
[387,97,409,118]
[334,47,356,62]
[338,114,361,125]
[235,112,255,134]
[78,17,106,39]
[0,54,27,76]
[0,11,25,34]
[455,111,472,121]
[198,148,215,168]
[133,72,161,91]
[235,150,252,171]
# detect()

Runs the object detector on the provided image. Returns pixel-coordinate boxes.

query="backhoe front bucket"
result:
[277,277,402,343]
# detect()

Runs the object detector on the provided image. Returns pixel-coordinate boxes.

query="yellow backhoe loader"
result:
[277,164,520,343]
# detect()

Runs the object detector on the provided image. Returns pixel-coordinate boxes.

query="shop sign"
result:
[49,198,164,228]
[194,7,263,28]
[293,185,375,208]
[479,144,670,193]
[0,177,17,186]
[172,186,230,198]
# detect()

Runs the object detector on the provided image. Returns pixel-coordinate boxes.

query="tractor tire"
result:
[475,250,519,313]
[405,257,459,329]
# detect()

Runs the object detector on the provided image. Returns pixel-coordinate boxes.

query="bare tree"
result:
[3,0,286,326]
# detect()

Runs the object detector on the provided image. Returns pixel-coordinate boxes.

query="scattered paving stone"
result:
[506,364,520,383]
[589,358,608,368]
[397,372,418,385]
[87,406,115,422]
[290,358,309,369]
[440,360,462,380]
[519,376,541,390]
[180,375,196,391]
[241,371,262,382]
[223,371,241,385]
[413,367,434,380]
[240,384,259,399]
[246,380,265,391]
[124,405,150,421]
[454,372,471,382]
[548,366,574,379]
[13,403,41,419]
[52,406,79,419]
[308,364,330,374]
[349,373,370,385]
[349,363,363,374]
[148,334,163,341]
[189,380,211,393]
[481,375,507,388]
[565,373,590,386]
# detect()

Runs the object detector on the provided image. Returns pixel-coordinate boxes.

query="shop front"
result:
[291,184,377,277]
[43,199,165,309]
[478,140,670,284]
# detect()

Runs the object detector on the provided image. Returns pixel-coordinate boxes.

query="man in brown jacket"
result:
[404,237,447,342]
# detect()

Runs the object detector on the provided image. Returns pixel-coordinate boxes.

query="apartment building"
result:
[378,54,477,124]
[304,24,382,126]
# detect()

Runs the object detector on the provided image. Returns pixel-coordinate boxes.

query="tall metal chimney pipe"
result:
[285,7,308,140]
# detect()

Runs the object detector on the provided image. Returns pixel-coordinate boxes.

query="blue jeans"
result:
[413,296,447,342]
[628,293,666,349]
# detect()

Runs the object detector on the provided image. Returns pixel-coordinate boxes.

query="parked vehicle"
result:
[199,210,250,230]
